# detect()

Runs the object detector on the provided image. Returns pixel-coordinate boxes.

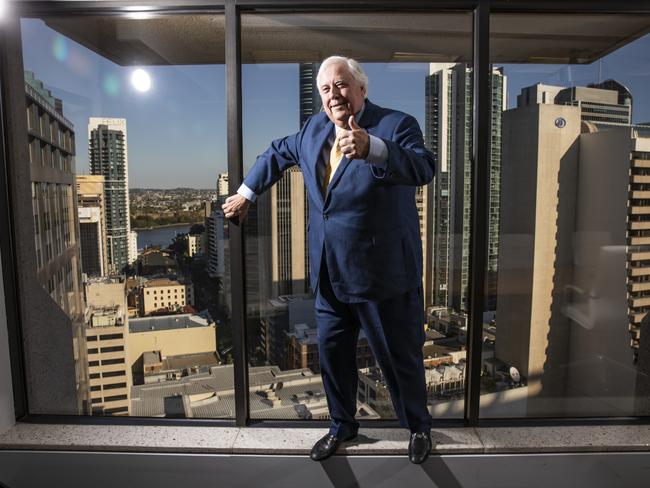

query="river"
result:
[135,224,191,250]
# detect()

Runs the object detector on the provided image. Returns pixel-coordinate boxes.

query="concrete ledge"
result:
[475,425,650,453]
[1,424,650,455]
[0,424,240,453]
[231,427,484,455]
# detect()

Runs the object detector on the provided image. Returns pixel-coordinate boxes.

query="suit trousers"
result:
[315,259,432,439]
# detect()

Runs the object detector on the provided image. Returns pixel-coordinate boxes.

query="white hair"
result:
[317,56,369,96]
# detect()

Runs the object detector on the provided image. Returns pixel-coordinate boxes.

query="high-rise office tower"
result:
[415,183,435,307]
[573,125,650,415]
[206,208,226,279]
[245,192,273,362]
[299,62,322,127]
[77,174,108,277]
[78,207,105,277]
[497,102,581,405]
[424,63,456,310]
[518,81,632,126]
[486,67,506,312]
[270,166,309,297]
[88,117,131,275]
[263,64,319,299]
[556,84,632,125]
[25,71,88,414]
[425,63,506,313]
[497,81,643,415]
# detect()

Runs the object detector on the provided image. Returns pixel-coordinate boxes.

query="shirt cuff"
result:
[237,183,256,203]
[366,134,388,170]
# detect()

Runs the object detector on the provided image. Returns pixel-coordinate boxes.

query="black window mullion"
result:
[0,17,29,421]
[225,0,249,427]
[465,0,490,427]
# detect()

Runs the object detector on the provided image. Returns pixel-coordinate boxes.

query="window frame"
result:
[2,0,650,430]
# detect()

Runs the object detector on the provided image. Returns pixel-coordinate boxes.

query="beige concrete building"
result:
[517,82,632,126]
[270,166,309,297]
[77,174,108,277]
[139,278,194,316]
[496,102,581,406]
[497,87,650,416]
[85,306,130,415]
[77,206,105,277]
[127,313,216,384]
[187,233,203,257]
[85,276,127,309]
[84,277,131,415]
[216,172,229,202]
[569,125,650,416]
[26,71,88,413]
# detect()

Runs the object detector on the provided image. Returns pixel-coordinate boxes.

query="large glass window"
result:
[480,13,650,417]
[10,5,650,426]
[20,13,231,417]
[238,11,472,421]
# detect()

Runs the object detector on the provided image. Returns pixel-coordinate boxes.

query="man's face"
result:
[318,62,366,128]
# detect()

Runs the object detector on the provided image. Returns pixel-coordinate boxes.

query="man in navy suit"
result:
[222,56,436,464]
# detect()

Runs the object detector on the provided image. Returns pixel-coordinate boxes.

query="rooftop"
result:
[161,352,220,371]
[144,278,186,288]
[131,364,378,420]
[268,294,313,308]
[425,329,447,341]
[85,305,125,328]
[85,276,125,285]
[129,313,212,333]
[423,343,459,358]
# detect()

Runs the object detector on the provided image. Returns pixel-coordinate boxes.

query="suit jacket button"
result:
[323,213,328,221]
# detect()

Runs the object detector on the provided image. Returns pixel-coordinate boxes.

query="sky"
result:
[20,18,650,189]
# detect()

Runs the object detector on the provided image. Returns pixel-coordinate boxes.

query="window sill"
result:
[1,424,649,455]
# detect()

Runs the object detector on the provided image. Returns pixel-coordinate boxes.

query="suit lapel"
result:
[326,100,376,197]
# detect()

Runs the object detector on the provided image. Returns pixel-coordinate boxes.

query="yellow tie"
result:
[323,134,343,195]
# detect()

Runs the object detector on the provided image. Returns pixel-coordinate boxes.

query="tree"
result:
[189,223,205,234]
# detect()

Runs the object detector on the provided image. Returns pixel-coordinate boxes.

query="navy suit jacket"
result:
[243,100,436,302]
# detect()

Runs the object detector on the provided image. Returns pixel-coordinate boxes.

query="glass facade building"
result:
[88,119,130,275]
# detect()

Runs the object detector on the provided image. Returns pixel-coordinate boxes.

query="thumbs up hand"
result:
[338,114,370,160]
[348,115,361,131]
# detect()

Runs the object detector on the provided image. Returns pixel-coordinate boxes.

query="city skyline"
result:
[21,17,650,189]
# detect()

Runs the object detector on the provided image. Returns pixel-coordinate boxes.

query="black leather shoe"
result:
[408,432,432,464]
[310,433,355,461]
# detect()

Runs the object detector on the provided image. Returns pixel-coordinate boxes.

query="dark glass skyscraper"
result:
[425,63,505,314]
[88,118,131,274]
[299,62,322,127]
